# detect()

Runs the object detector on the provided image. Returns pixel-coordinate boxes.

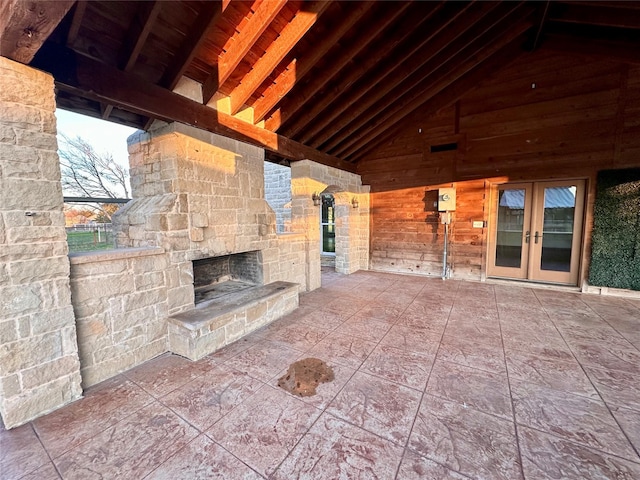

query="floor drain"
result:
[277,358,334,397]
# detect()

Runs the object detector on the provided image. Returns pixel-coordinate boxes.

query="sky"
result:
[55,108,138,169]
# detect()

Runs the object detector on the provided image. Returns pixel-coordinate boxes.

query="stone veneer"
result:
[69,247,169,387]
[0,58,370,426]
[264,162,292,233]
[113,122,306,313]
[168,281,299,361]
[0,58,83,428]
[291,160,370,289]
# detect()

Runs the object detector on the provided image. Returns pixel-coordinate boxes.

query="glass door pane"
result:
[540,186,576,272]
[495,188,526,267]
[530,180,585,285]
[322,225,335,252]
[487,184,531,280]
[321,194,335,254]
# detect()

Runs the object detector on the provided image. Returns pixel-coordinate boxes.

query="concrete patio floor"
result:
[2,269,640,479]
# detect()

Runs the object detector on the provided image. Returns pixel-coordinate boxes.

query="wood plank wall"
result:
[359,49,640,282]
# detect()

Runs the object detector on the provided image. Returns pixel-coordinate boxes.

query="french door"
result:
[320,194,335,255]
[487,180,585,285]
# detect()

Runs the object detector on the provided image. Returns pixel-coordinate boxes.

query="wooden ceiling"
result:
[2,0,639,172]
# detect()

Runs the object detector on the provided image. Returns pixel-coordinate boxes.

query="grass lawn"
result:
[66,230,115,252]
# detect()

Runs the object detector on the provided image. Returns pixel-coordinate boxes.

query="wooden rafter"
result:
[251,2,374,124]
[32,43,354,173]
[202,0,287,105]
[158,1,226,91]
[65,0,87,47]
[277,1,460,138]
[0,0,74,63]
[142,1,226,129]
[352,42,526,165]
[100,103,113,120]
[98,2,163,121]
[550,3,640,29]
[228,0,330,115]
[118,1,162,71]
[295,1,486,145]
[542,33,640,65]
[345,24,532,162]
[325,2,530,155]
[265,1,415,132]
[530,0,551,51]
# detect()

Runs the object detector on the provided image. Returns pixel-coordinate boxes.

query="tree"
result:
[63,205,96,226]
[58,134,129,222]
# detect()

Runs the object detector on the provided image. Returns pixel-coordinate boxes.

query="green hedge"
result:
[589,168,640,291]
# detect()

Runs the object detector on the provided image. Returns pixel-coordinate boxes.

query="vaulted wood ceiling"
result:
[2,0,639,173]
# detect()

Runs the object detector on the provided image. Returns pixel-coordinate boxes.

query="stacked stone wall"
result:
[0,59,361,427]
[0,58,82,428]
[69,248,169,387]
[291,160,370,289]
[113,123,310,300]
[264,162,292,233]
[114,123,284,314]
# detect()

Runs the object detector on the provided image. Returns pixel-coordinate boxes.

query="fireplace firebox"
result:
[192,250,263,304]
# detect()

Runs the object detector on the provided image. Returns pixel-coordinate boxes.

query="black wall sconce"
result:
[351,197,359,209]
[312,192,321,206]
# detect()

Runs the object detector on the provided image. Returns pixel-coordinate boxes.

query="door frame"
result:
[486,178,588,286]
[528,180,586,285]
[486,182,533,280]
[320,193,336,256]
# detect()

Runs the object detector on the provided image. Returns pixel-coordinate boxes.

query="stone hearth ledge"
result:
[168,281,299,361]
[68,246,165,264]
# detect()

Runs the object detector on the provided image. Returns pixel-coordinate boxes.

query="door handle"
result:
[525,231,530,244]
[534,231,542,244]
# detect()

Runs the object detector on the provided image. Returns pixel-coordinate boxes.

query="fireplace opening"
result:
[193,251,263,304]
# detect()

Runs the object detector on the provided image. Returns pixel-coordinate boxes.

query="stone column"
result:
[290,160,371,286]
[290,162,323,291]
[0,58,83,428]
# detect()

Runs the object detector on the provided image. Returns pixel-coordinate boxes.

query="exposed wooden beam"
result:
[158,1,225,91]
[0,0,74,63]
[228,1,330,115]
[264,1,415,131]
[296,1,486,145]
[530,0,550,51]
[330,3,532,155]
[272,2,452,135]
[542,33,640,65]
[99,2,163,122]
[118,1,161,71]
[563,1,640,9]
[312,3,519,151]
[339,21,532,158]
[144,1,226,129]
[65,0,86,47]
[202,0,287,105]
[353,43,526,165]
[101,103,113,120]
[251,1,374,124]
[32,43,354,173]
[550,3,640,29]
[340,22,532,158]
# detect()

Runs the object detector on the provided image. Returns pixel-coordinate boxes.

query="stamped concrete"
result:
[2,269,640,479]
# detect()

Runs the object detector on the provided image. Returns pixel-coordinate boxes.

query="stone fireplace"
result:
[111,122,303,360]
[112,122,283,314]
[193,251,263,304]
